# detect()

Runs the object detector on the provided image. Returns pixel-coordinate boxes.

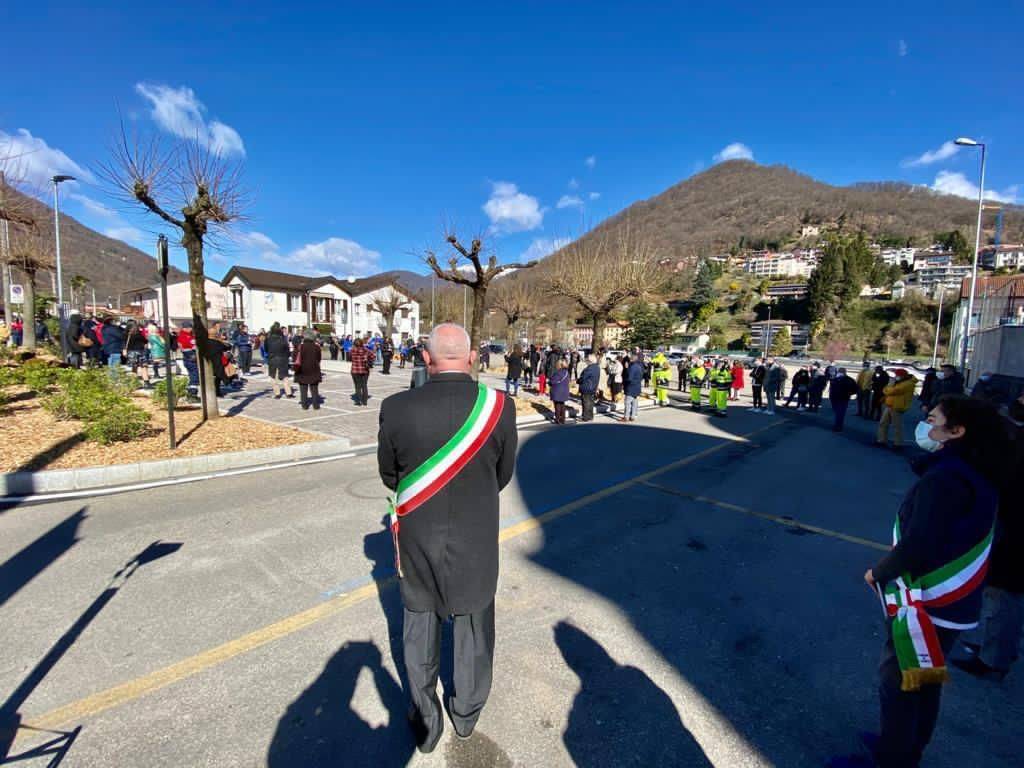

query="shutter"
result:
[301,294,308,312]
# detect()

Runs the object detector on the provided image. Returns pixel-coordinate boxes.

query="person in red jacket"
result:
[730,361,745,401]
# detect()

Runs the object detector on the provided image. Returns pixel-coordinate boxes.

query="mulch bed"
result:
[0,387,324,473]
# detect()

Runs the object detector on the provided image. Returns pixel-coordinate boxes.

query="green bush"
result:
[43,368,152,444]
[82,402,151,444]
[108,368,141,397]
[151,376,189,406]
[19,359,63,392]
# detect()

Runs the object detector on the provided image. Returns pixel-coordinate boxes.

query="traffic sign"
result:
[9,284,24,304]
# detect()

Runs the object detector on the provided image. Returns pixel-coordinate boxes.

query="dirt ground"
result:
[0,387,324,473]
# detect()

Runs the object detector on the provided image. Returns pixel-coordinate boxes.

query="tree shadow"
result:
[267,640,415,768]
[12,433,88,474]
[0,508,86,608]
[0,540,182,761]
[554,621,711,767]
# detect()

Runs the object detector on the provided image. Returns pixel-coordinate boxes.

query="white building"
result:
[122,278,229,325]
[743,253,814,279]
[892,265,973,299]
[800,224,822,238]
[980,245,1024,271]
[219,266,419,343]
[675,333,710,354]
[880,247,917,267]
[913,251,953,271]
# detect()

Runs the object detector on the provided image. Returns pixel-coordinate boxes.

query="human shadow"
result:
[267,640,415,768]
[363,517,407,691]
[517,417,903,766]
[11,433,88,474]
[554,621,711,767]
[0,508,86,609]
[0,540,182,761]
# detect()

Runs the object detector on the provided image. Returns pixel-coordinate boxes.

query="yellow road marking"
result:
[23,420,784,734]
[639,480,890,552]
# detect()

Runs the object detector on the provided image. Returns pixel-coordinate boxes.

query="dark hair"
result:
[934,394,1010,484]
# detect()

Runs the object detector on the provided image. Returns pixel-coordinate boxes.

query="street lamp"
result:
[953,137,986,379]
[51,175,76,308]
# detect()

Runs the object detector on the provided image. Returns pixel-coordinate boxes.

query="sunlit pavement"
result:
[1,400,1020,766]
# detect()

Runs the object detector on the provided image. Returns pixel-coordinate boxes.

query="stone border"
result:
[0,436,351,497]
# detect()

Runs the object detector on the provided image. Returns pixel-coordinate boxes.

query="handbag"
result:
[77,335,94,348]
[292,345,302,372]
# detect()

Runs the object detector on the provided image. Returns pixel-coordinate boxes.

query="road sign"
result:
[9,284,24,304]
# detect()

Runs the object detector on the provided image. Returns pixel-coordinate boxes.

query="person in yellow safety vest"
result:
[713,362,731,417]
[651,348,671,406]
[688,359,706,409]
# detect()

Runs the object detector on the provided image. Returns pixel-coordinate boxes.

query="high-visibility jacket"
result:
[689,366,706,385]
[652,354,671,385]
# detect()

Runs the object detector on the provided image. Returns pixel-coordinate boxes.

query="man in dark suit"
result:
[377,323,518,753]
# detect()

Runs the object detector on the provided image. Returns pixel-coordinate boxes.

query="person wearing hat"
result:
[876,369,917,449]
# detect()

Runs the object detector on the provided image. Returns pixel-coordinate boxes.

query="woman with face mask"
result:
[857,395,1007,768]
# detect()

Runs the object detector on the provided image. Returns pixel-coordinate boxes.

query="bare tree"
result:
[489,278,537,346]
[7,224,53,351]
[0,164,40,328]
[102,126,245,420]
[424,231,537,375]
[548,225,663,351]
[370,287,411,342]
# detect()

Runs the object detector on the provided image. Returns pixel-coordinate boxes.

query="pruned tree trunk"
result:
[470,288,487,380]
[184,230,219,420]
[590,313,603,352]
[22,269,36,350]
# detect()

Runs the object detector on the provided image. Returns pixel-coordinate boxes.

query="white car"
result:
[603,349,626,362]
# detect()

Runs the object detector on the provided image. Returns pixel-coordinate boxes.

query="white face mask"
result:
[915,421,942,452]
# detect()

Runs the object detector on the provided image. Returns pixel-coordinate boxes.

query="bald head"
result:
[425,323,475,373]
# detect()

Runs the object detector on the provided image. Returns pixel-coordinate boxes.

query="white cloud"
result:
[567,177,579,190]
[104,226,146,245]
[232,230,280,260]
[287,237,381,276]
[135,83,245,156]
[556,194,584,209]
[521,237,571,262]
[482,181,544,233]
[69,193,117,219]
[902,141,958,167]
[585,155,596,169]
[588,192,600,201]
[0,128,94,190]
[713,142,754,163]
[931,171,1018,204]
[898,39,908,57]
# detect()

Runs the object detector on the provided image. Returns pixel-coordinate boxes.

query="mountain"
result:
[377,269,436,297]
[2,187,186,306]
[549,160,1023,265]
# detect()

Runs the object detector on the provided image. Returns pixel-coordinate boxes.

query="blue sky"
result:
[3,1,1022,279]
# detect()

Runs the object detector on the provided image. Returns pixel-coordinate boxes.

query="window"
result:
[286,293,302,312]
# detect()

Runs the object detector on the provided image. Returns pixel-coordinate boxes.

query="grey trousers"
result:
[963,586,1024,671]
[403,601,495,737]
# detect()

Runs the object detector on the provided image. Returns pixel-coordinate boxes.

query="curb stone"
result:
[0,436,352,497]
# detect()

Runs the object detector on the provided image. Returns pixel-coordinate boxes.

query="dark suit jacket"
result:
[377,372,517,615]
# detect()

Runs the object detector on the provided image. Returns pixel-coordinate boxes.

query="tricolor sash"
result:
[388,383,505,577]
[883,519,993,691]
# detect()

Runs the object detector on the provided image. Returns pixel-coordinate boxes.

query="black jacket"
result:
[578,363,600,394]
[263,332,291,365]
[293,340,322,385]
[544,350,560,379]
[871,369,890,394]
[828,374,859,402]
[378,373,517,614]
[873,442,998,626]
[990,419,1024,592]
[505,352,524,378]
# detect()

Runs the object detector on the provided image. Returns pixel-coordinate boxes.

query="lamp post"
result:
[953,137,986,380]
[51,175,75,307]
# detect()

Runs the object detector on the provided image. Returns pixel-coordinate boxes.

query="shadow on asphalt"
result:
[266,640,415,768]
[0,508,86,609]
[515,413,899,766]
[0,540,182,763]
[555,621,712,767]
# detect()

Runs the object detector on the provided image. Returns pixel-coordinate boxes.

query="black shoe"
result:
[274,394,282,400]
[301,405,310,410]
[952,655,1007,681]
[444,698,475,741]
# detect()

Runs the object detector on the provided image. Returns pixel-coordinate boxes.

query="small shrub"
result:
[82,402,151,444]
[19,359,62,392]
[108,369,141,397]
[151,376,189,406]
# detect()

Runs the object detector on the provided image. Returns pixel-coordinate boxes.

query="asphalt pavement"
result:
[1,397,1020,767]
